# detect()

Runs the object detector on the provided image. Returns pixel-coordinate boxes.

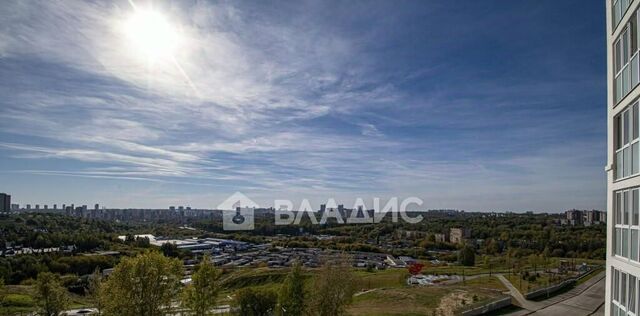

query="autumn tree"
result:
[182,255,221,315]
[407,263,424,276]
[101,251,183,316]
[35,272,69,316]
[278,261,305,316]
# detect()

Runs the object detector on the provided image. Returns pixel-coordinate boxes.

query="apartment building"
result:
[607,1,640,315]
[449,227,470,244]
[0,193,9,212]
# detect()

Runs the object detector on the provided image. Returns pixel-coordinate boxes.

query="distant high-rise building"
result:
[26,204,31,210]
[53,204,57,210]
[35,204,39,210]
[11,204,19,211]
[607,1,640,314]
[566,209,584,226]
[95,204,99,210]
[0,193,10,212]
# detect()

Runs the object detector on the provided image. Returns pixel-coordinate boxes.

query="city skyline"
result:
[0,1,606,212]
[0,191,606,214]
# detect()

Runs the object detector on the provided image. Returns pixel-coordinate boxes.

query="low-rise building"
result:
[434,233,448,243]
[449,227,470,244]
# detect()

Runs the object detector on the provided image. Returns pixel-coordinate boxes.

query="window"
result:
[622,272,628,308]
[632,229,639,262]
[613,0,622,28]
[625,191,630,224]
[618,192,624,225]
[615,103,640,180]
[615,269,621,303]
[633,189,639,225]
[630,275,637,314]
[614,9,640,104]
[623,228,629,258]
[617,227,623,256]
[615,187,640,262]
[634,143,640,175]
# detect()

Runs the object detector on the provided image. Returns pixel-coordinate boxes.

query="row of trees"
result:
[0,253,118,284]
[217,213,606,261]
[33,251,357,316]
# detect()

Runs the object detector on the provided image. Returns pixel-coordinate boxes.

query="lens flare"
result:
[124,9,181,61]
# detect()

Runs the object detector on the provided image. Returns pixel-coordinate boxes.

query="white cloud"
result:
[0,1,605,211]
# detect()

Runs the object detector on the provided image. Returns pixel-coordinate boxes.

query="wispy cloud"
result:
[0,1,606,210]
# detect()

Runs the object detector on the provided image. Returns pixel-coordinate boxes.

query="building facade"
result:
[449,227,470,244]
[0,193,10,212]
[607,1,640,315]
[567,209,585,226]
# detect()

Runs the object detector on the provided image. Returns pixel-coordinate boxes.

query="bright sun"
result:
[124,8,182,61]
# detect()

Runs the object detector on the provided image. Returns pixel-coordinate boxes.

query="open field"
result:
[348,276,507,316]
[1,284,92,314]
[0,255,604,315]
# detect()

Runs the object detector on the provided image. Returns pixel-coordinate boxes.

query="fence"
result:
[460,296,512,316]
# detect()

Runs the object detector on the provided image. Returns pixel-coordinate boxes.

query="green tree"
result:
[278,261,305,316]
[235,287,277,316]
[101,251,183,316]
[309,258,356,316]
[161,242,181,258]
[182,255,221,315]
[458,245,476,267]
[0,277,4,303]
[87,268,104,315]
[35,272,69,316]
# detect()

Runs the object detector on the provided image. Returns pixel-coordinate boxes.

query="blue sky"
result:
[0,1,606,212]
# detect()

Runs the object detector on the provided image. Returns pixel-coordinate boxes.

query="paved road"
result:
[500,271,605,316]
[529,274,605,316]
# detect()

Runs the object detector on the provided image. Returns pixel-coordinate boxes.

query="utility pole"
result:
[463,266,466,285]
[519,271,522,291]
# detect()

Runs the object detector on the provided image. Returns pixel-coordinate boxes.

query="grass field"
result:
[348,275,507,316]
[0,255,604,315]
[0,284,93,315]
[506,273,552,294]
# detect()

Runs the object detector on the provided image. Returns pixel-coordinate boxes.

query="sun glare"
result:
[124,9,182,61]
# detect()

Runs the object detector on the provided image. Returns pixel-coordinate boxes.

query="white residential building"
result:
[607,0,640,315]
